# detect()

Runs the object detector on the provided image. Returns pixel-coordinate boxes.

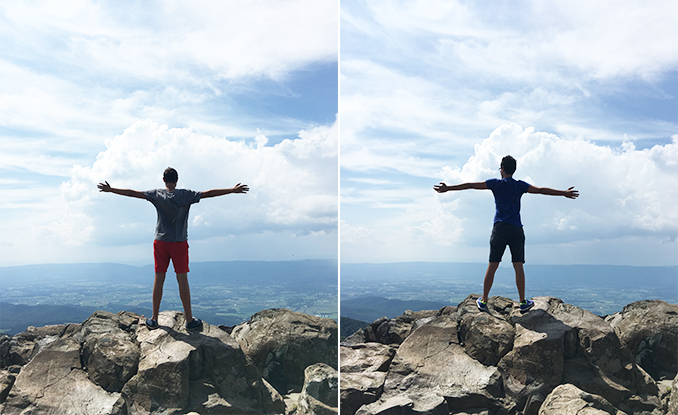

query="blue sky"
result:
[0,1,338,266]
[340,0,678,266]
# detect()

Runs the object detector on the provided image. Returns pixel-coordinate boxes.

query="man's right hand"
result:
[564,186,579,199]
[231,183,249,193]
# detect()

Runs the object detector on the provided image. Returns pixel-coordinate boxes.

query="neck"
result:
[165,183,176,192]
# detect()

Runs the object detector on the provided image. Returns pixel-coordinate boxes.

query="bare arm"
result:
[434,181,488,193]
[527,185,579,199]
[201,183,249,199]
[97,181,146,199]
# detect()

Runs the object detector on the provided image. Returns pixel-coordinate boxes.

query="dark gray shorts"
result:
[489,222,525,263]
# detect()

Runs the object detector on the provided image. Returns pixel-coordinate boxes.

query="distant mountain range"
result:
[0,260,338,335]
[0,260,338,289]
[341,296,446,323]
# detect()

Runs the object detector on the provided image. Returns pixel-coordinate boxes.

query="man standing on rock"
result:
[98,167,248,330]
[434,155,578,312]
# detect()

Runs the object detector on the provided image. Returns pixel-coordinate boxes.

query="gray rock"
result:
[344,310,439,347]
[122,310,284,415]
[341,343,395,373]
[0,369,16,403]
[605,299,678,381]
[1,324,68,367]
[667,373,678,415]
[459,310,514,366]
[377,316,502,413]
[340,343,395,415]
[3,309,309,414]
[341,295,675,415]
[297,363,338,415]
[500,296,658,411]
[3,337,126,414]
[80,311,140,393]
[538,383,625,415]
[355,394,446,415]
[341,372,389,415]
[498,298,572,408]
[231,308,338,394]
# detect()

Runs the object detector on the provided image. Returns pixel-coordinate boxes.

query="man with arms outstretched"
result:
[98,167,248,330]
[434,155,578,312]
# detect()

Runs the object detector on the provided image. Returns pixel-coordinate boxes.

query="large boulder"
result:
[3,337,126,414]
[342,310,438,346]
[538,384,623,415]
[459,310,514,366]
[0,324,68,367]
[340,343,395,415]
[231,308,338,394]
[366,315,503,414]
[1,309,298,414]
[499,297,658,413]
[79,311,140,393]
[341,295,674,415]
[605,300,678,381]
[296,363,338,415]
[122,310,284,414]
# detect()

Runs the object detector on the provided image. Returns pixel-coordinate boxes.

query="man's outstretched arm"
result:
[97,181,146,199]
[201,183,249,199]
[434,181,487,193]
[527,185,579,199]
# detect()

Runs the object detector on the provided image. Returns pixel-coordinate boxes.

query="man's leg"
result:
[513,262,526,302]
[482,262,500,302]
[176,273,193,323]
[152,272,166,321]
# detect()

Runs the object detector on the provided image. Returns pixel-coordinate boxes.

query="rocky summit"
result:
[341,296,678,415]
[0,308,338,414]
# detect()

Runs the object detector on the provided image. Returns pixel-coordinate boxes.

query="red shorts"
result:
[153,240,190,274]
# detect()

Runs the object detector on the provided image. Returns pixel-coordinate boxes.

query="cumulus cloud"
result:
[431,124,678,246]
[340,124,677,265]
[46,119,337,248]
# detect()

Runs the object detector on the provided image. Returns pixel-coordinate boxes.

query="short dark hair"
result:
[163,167,178,183]
[501,156,517,175]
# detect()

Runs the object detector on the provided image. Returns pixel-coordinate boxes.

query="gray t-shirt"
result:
[143,189,201,242]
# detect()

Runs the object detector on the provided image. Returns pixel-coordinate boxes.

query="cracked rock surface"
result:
[341,296,677,415]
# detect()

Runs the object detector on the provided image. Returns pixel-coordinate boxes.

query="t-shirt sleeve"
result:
[486,179,498,190]
[518,180,530,193]
[142,190,156,201]
[179,189,201,205]
[190,190,201,204]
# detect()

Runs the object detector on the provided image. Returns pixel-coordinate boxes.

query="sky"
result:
[340,0,678,266]
[0,1,338,266]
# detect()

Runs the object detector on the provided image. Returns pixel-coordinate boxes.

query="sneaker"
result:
[186,318,203,331]
[145,318,159,329]
[519,299,535,312]
[476,297,488,311]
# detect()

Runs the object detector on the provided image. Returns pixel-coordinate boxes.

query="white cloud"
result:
[40,118,337,251]
[341,124,678,265]
[437,124,678,239]
[1,0,338,81]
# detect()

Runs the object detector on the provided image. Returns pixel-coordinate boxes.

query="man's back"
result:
[143,188,201,242]
[486,177,530,226]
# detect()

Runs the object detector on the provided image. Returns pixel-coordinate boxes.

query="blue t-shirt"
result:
[485,177,530,227]
[143,189,201,242]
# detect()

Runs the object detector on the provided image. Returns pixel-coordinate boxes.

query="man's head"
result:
[500,155,517,176]
[163,167,178,184]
